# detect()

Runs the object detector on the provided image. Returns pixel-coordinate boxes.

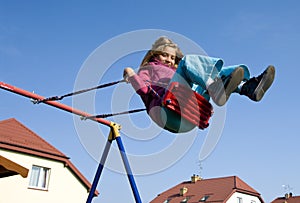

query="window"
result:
[181,197,190,203]
[29,165,51,190]
[237,197,243,203]
[199,195,210,202]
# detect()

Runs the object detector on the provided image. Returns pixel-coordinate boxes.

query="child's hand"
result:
[123,67,135,83]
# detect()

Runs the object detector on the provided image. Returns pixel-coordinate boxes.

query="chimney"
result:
[180,187,188,196]
[191,174,202,183]
[285,193,293,199]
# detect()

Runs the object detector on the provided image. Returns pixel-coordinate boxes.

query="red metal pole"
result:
[0,81,112,127]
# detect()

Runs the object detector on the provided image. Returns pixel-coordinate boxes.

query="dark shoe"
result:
[208,67,244,106]
[240,65,275,101]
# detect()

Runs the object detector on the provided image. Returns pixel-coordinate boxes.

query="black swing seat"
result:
[162,82,213,130]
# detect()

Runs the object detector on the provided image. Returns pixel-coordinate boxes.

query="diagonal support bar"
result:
[116,136,142,203]
[109,122,142,202]
[86,139,112,203]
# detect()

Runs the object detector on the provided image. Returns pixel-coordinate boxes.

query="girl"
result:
[123,36,275,133]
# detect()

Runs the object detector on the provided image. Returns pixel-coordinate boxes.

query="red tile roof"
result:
[150,175,264,203]
[0,118,98,196]
[271,194,300,203]
[0,118,68,160]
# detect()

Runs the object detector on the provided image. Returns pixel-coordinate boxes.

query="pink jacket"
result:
[128,60,176,127]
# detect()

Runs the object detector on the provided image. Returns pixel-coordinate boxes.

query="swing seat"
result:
[162,82,213,130]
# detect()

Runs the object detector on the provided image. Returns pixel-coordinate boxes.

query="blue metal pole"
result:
[116,136,142,203]
[86,139,112,203]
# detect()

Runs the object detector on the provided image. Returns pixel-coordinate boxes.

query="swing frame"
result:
[0,81,142,203]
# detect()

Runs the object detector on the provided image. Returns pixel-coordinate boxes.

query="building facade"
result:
[0,118,97,203]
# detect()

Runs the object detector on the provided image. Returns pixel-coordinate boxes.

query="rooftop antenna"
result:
[196,160,203,178]
[282,184,293,194]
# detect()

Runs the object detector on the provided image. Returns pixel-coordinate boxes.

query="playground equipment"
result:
[0,81,142,203]
[0,79,213,202]
[163,82,213,130]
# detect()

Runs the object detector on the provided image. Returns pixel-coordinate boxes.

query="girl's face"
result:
[157,46,176,67]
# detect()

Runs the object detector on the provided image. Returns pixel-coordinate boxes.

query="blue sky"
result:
[1,0,299,202]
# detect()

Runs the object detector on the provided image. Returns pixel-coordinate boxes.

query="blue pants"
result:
[162,55,250,133]
[171,54,250,100]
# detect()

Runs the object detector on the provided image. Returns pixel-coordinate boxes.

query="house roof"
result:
[0,118,98,196]
[271,194,300,203]
[150,175,264,203]
[0,155,29,178]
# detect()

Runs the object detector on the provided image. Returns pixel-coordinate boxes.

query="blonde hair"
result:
[140,36,184,67]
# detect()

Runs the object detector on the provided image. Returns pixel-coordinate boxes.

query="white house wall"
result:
[0,149,90,203]
[227,191,262,203]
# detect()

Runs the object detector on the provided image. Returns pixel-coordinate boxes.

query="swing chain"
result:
[32,79,125,104]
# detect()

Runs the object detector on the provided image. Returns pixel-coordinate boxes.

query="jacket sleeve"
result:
[128,66,151,95]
